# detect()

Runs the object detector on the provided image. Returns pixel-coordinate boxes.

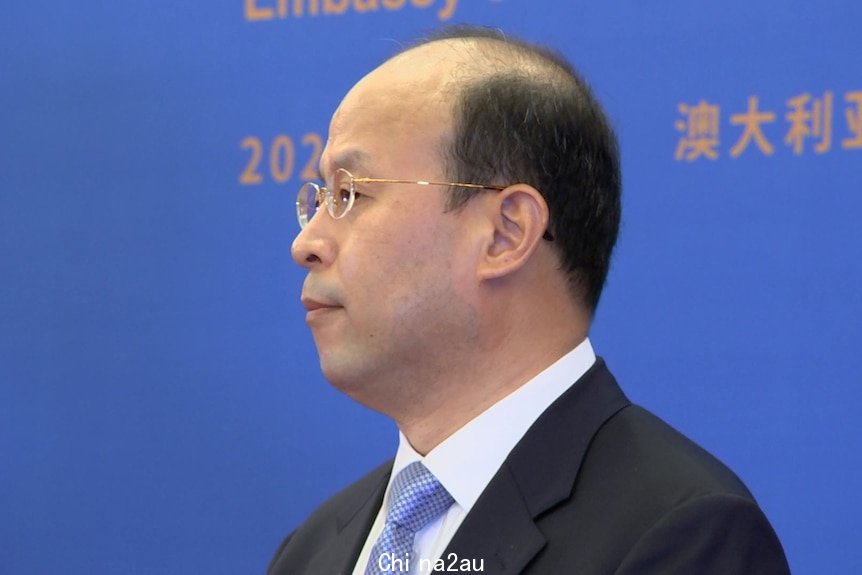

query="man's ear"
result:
[477,183,550,281]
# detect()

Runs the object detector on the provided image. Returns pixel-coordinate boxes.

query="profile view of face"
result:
[291,44,483,414]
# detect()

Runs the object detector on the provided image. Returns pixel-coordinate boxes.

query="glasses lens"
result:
[297,182,323,228]
[330,169,354,219]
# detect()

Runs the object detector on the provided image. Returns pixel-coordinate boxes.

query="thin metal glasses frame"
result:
[295,168,504,229]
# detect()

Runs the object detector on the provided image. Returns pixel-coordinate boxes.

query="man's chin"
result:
[319,360,389,411]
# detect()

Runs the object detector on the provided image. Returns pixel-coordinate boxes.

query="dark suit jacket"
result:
[269,359,790,574]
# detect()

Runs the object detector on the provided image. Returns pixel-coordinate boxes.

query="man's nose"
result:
[290,215,336,269]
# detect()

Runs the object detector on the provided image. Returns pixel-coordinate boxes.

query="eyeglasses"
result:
[296,168,505,229]
[296,168,554,241]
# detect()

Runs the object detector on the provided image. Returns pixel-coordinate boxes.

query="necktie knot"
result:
[387,462,454,532]
[364,462,454,575]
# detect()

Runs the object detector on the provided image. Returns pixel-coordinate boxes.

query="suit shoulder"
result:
[268,460,391,574]
[304,459,392,527]
[584,404,753,503]
[538,404,783,572]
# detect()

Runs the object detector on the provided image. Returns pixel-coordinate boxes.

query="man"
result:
[270,26,790,574]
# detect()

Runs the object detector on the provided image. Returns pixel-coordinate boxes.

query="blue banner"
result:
[2,2,860,573]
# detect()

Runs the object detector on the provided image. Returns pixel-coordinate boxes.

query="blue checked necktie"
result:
[364,461,454,575]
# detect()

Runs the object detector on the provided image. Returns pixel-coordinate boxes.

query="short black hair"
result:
[408,26,621,313]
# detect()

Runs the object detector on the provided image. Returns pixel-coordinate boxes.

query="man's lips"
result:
[300,296,341,314]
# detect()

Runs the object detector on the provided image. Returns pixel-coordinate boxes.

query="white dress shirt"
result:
[352,338,596,574]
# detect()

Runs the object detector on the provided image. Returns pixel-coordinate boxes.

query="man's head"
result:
[292,27,620,442]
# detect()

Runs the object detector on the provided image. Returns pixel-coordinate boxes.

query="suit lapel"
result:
[443,464,545,573]
[444,359,630,573]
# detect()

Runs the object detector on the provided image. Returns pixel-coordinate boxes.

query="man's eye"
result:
[340,188,365,203]
[334,187,351,205]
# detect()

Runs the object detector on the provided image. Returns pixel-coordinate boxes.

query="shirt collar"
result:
[388,338,596,513]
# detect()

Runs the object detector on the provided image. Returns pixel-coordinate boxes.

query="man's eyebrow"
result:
[326,149,372,177]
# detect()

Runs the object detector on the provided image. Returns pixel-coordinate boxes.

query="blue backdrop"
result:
[2,1,860,573]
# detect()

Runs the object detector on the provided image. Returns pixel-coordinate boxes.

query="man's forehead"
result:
[321,46,461,177]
